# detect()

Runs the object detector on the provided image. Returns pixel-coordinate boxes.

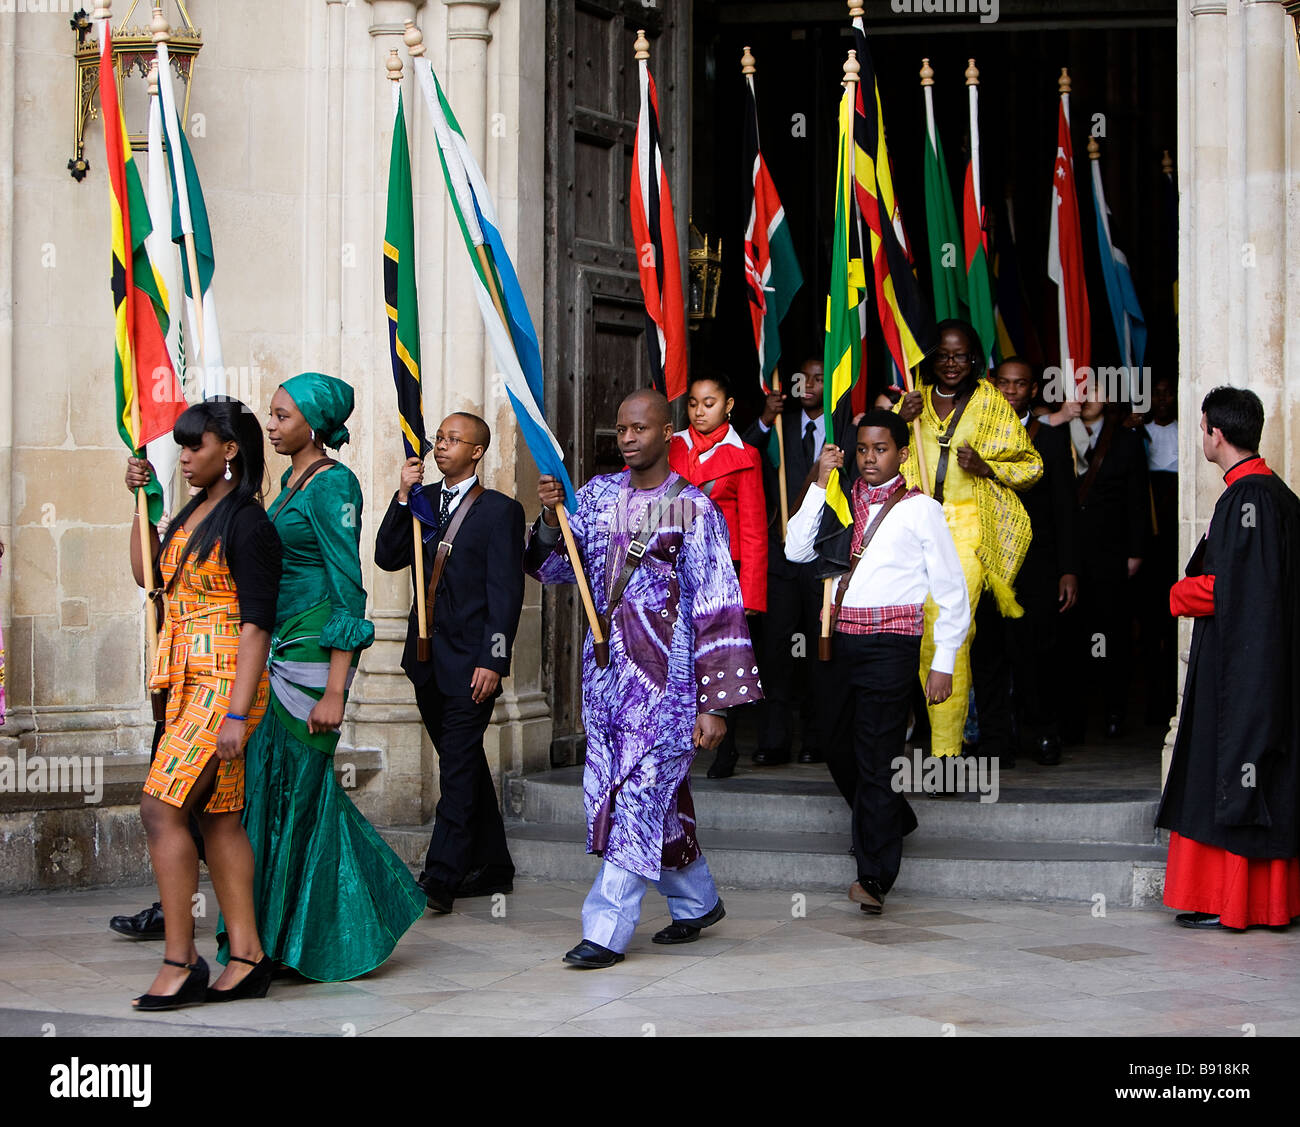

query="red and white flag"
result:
[1046,79,1091,399]
[631,49,687,402]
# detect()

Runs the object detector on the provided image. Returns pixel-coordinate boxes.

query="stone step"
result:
[513,767,1161,845]
[375,821,1167,908]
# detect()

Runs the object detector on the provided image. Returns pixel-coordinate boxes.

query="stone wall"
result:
[0,0,551,890]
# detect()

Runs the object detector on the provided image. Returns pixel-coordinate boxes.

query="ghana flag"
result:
[100,14,185,523]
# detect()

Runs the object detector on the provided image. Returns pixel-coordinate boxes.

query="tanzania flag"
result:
[631,47,688,402]
[100,16,185,522]
[851,17,935,380]
[742,60,803,395]
[921,68,966,323]
[412,54,577,511]
[822,79,866,530]
[384,83,438,535]
[963,71,996,366]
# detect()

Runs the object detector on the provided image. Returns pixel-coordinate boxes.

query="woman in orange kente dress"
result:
[125,398,282,1010]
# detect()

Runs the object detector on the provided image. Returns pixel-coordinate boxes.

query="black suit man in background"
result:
[375,412,525,914]
[743,358,827,766]
[978,361,1081,766]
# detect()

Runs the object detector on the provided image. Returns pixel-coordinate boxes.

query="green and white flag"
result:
[921,69,967,324]
[156,39,223,398]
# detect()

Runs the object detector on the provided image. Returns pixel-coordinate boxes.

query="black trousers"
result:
[823,632,920,895]
[1065,552,1132,732]
[413,678,514,892]
[756,564,827,756]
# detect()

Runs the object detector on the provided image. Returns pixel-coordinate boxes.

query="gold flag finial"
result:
[920,58,934,87]
[1087,136,1100,160]
[741,45,756,77]
[848,1,865,18]
[386,47,403,83]
[966,58,980,86]
[404,19,425,58]
[634,29,650,62]
[1161,149,1174,175]
[1058,67,1072,95]
[843,49,860,86]
[151,4,170,43]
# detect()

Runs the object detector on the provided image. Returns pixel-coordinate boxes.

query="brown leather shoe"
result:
[849,880,884,915]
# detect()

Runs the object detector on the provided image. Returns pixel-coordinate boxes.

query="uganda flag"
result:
[821,76,867,531]
[850,16,935,380]
[383,81,438,535]
[100,15,185,523]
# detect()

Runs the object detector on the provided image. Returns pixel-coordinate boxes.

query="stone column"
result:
[1168,0,1293,782]
[0,0,15,760]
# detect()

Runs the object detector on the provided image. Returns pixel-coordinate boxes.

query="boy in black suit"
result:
[375,412,525,914]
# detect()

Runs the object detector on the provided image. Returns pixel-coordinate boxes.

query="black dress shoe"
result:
[132,956,209,1011]
[109,902,166,940]
[651,898,726,944]
[456,867,514,898]
[562,940,625,968]
[417,874,455,914]
[205,954,274,1003]
[706,746,740,779]
[849,879,885,915]
[752,748,789,767]
[797,748,823,764]
[1175,912,1224,930]
[1035,737,1062,766]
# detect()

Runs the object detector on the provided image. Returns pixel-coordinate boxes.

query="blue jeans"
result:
[580,855,719,953]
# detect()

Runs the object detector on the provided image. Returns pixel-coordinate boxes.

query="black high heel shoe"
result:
[205,954,274,1003]
[133,955,209,1012]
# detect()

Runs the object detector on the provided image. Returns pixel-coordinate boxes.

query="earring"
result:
[310,428,317,445]
[224,460,232,481]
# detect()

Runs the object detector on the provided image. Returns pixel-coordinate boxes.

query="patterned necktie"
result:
[438,487,456,536]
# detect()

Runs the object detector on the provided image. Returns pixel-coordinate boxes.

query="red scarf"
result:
[684,422,731,481]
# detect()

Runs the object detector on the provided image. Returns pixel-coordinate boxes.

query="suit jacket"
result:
[374,483,526,695]
[1077,420,1150,568]
[742,409,824,581]
[1017,419,1081,597]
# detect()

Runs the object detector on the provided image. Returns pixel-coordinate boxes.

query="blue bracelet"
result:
[226,713,248,722]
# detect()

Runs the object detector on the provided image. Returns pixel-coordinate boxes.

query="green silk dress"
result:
[217,464,425,981]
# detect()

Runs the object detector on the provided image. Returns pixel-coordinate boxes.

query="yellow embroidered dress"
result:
[899,379,1042,756]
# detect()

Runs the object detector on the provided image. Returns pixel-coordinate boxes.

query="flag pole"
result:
[151,8,206,377]
[771,367,790,539]
[384,50,433,663]
[1059,69,1080,476]
[742,45,790,541]
[472,243,604,651]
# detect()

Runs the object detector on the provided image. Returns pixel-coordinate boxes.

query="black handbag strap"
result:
[932,392,972,505]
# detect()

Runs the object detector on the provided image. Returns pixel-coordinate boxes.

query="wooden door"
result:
[543,0,691,763]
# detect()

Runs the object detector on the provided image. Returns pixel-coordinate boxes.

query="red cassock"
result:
[669,425,768,613]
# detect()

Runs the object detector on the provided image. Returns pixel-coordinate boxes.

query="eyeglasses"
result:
[433,434,475,448]
[934,353,973,365]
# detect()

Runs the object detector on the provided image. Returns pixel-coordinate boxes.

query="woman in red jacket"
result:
[669,371,768,778]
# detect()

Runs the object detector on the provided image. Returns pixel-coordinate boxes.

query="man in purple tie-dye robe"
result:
[528,390,762,968]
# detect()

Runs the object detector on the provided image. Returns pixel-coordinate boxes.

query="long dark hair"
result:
[159,398,267,575]
[922,318,985,395]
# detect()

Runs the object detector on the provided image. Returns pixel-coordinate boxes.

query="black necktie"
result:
[438,488,456,535]
[802,419,815,466]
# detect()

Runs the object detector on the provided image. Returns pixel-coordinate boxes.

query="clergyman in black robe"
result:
[1156,386,1300,930]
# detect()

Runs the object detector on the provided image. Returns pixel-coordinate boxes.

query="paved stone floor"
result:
[1,878,1298,1038]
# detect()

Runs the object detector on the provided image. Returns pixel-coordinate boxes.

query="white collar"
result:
[800,409,824,432]
[1020,412,1031,426]
[441,474,478,498]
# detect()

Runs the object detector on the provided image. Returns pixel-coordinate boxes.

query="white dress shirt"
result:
[757,409,825,455]
[399,473,478,513]
[1145,420,1178,473]
[784,476,971,674]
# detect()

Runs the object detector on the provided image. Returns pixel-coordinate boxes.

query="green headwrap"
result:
[280,372,354,449]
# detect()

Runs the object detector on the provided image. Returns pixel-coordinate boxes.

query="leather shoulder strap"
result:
[828,482,910,632]
[1077,418,1117,507]
[269,457,338,521]
[425,483,486,617]
[932,392,972,505]
[605,477,691,624]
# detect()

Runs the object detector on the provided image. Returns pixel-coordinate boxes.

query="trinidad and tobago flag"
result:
[631,44,687,402]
